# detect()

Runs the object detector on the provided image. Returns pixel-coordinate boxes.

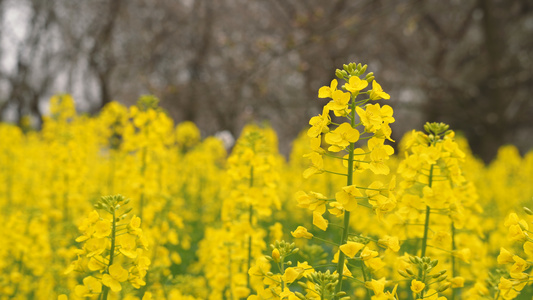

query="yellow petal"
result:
[339,241,365,258]
[312,211,328,231]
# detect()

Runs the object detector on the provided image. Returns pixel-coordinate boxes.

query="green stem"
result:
[420,164,434,258]
[322,170,348,177]
[334,100,357,300]
[312,236,340,246]
[419,164,434,298]
[101,209,117,300]
[421,206,431,258]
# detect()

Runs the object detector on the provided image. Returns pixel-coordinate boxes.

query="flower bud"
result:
[409,256,418,264]
[336,291,347,297]
[398,270,410,278]
[343,64,350,72]
[437,282,451,293]
[432,270,446,278]
[272,248,280,262]
[430,259,438,268]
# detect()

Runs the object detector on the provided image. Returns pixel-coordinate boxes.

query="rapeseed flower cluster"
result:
[197,125,282,299]
[65,195,150,299]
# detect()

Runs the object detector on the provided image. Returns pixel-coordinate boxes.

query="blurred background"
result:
[0,0,531,162]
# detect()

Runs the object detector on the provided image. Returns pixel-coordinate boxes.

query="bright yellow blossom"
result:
[369,80,390,100]
[411,280,425,294]
[340,241,365,258]
[345,76,369,94]
[75,276,102,297]
[335,185,362,212]
[326,90,352,115]
[102,264,129,292]
[308,107,331,138]
[497,247,515,264]
[318,79,338,98]
[325,122,360,152]
[291,226,313,239]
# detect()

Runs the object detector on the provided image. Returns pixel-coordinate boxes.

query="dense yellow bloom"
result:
[410,279,425,293]
[303,152,324,178]
[282,267,301,283]
[498,247,515,264]
[102,264,129,292]
[508,224,527,241]
[345,76,369,94]
[75,276,102,297]
[313,210,329,231]
[378,236,400,252]
[307,107,331,138]
[498,277,519,299]
[335,185,362,212]
[356,104,394,135]
[524,241,533,257]
[318,79,338,98]
[369,80,391,100]
[326,90,352,114]
[340,241,365,258]
[325,122,360,152]
[291,226,313,239]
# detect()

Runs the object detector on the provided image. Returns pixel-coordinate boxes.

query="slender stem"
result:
[334,97,357,300]
[280,255,286,291]
[420,164,434,258]
[421,206,431,258]
[101,209,117,300]
[312,236,340,246]
[363,267,372,300]
[322,170,348,177]
[419,164,434,298]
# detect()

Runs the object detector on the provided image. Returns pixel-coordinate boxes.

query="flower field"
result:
[0,63,532,300]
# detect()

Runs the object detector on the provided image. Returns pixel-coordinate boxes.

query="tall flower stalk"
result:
[65,195,150,300]
[295,62,397,299]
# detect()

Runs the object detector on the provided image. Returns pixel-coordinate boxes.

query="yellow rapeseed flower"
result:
[291,226,313,239]
[318,79,338,99]
[339,241,365,258]
[410,279,425,294]
[102,264,129,292]
[369,80,390,100]
[324,122,360,152]
[345,76,368,95]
